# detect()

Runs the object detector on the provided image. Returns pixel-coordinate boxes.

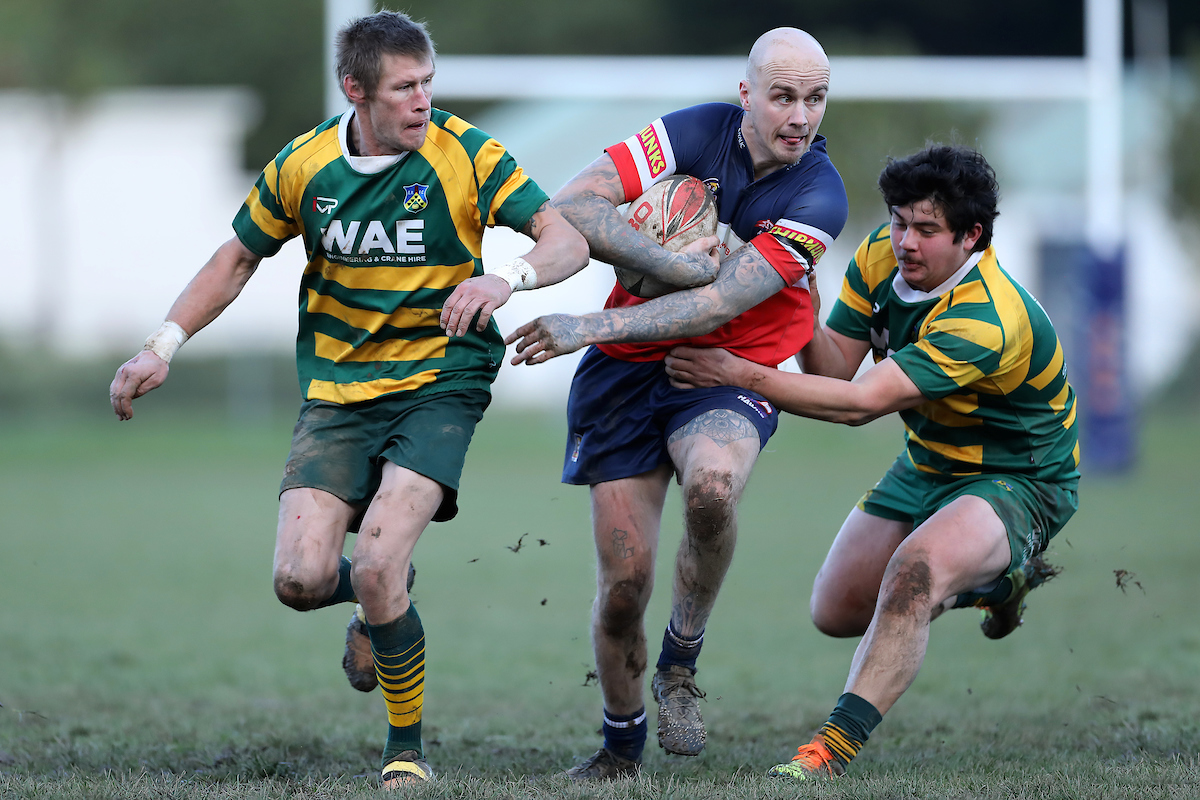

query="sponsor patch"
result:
[313,196,339,214]
[403,183,429,213]
[736,394,773,419]
[637,125,668,179]
[570,433,583,462]
[768,223,827,263]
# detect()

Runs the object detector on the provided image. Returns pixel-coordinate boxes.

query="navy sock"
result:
[656,622,704,672]
[818,692,883,767]
[315,556,357,609]
[602,707,647,762]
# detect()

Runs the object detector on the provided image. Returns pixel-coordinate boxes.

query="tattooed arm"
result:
[551,154,719,287]
[441,201,589,337]
[506,243,786,364]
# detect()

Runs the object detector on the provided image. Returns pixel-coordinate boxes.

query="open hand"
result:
[505,314,587,365]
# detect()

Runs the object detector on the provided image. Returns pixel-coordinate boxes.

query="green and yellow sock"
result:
[314,556,357,609]
[367,603,425,766]
[817,692,882,768]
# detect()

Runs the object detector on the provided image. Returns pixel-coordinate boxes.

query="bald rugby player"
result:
[516,28,848,779]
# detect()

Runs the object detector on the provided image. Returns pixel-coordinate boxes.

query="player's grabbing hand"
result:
[440,274,512,337]
[663,346,746,390]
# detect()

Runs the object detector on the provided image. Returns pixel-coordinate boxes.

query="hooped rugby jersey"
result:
[825,225,1080,484]
[233,108,548,405]
[599,102,848,365]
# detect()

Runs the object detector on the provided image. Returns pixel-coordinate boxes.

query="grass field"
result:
[2,403,1199,799]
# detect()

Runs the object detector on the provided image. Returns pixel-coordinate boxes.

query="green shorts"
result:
[280,389,491,525]
[858,454,1079,574]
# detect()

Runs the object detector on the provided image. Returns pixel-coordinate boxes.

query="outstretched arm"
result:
[664,346,925,426]
[109,236,262,420]
[439,201,590,337]
[550,154,718,287]
[505,242,786,364]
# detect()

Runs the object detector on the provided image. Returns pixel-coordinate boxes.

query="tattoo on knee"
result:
[668,409,757,448]
[612,528,634,559]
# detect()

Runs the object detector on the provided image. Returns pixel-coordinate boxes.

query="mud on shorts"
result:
[562,346,780,485]
[280,389,491,525]
[858,453,1079,575]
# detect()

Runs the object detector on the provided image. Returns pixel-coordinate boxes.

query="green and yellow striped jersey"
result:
[232,108,548,404]
[825,224,1080,484]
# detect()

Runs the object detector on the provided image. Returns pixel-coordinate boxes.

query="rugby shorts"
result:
[562,346,779,486]
[280,389,491,524]
[857,453,1079,574]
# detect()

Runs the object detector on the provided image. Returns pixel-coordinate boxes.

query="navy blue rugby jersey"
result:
[602,102,848,364]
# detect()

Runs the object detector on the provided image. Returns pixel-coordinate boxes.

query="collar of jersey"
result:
[338,109,410,175]
[891,249,984,304]
[735,120,825,183]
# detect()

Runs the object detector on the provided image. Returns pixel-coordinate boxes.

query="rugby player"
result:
[108,11,588,788]
[513,28,848,779]
[518,145,1079,780]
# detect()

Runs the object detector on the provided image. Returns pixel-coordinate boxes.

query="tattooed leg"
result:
[589,466,673,715]
[665,410,762,639]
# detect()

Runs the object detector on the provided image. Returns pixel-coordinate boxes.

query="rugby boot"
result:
[564,747,640,781]
[381,750,434,788]
[767,736,845,780]
[979,555,1061,640]
[650,664,707,756]
[342,563,417,692]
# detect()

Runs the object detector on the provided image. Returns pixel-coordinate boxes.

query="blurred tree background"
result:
[1,0,1199,417]
[2,0,1198,171]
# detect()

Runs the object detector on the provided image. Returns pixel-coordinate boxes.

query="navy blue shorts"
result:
[563,347,780,486]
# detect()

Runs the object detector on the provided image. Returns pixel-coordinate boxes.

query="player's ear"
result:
[738,80,751,111]
[962,222,984,252]
[344,74,366,104]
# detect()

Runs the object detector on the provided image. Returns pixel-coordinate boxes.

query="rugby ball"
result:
[616,175,718,298]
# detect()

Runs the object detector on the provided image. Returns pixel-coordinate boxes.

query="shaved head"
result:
[745,28,828,88]
[737,27,831,177]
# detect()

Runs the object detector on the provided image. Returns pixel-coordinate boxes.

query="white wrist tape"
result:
[490,257,537,291]
[143,320,189,363]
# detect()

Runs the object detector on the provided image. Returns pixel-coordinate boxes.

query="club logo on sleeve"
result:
[637,125,668,178]
[313,196,339,214]
[403,183,429,213]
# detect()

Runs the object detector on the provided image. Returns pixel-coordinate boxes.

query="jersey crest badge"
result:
[403,184,429,213]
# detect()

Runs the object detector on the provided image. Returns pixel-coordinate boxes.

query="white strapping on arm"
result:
[489,257,538,291]
[143,320,189,363]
